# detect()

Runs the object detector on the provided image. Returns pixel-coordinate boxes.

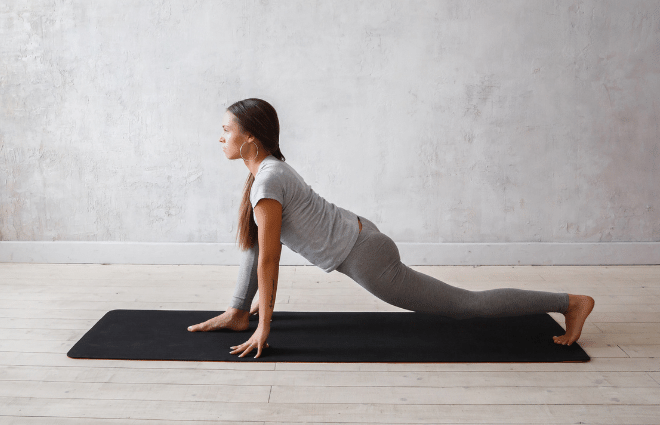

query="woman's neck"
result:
[245,151,272,178]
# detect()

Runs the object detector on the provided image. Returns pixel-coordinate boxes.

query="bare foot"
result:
[553,294,595,346]
[188,308,250,332]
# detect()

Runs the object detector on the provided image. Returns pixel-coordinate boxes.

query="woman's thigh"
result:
[336,217,474,316]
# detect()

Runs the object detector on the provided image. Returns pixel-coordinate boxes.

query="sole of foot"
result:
[553,294,595,346]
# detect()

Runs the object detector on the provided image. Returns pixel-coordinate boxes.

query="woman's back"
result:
[250,155,360,272]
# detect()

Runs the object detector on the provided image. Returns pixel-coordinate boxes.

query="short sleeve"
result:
[250,172,285,208]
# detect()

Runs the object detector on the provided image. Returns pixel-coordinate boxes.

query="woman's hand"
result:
[230,323,270,358]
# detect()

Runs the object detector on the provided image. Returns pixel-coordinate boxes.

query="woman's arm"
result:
[254,198,283,326]
[229,198,282,358]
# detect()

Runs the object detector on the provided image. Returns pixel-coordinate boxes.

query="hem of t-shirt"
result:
[320,211,361,273]
[250,192,284,210]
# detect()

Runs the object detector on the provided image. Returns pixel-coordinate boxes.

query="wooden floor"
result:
[1,263,659,424]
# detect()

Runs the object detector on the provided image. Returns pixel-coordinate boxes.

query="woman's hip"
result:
[336,218,401,284]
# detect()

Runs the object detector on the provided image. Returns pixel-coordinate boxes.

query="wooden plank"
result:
[619,345,660,358]
[552,286,657,296]
[1,397,659,424]
[0,279,241,288]
[272,357,660,373]
[0,380,270,403]
[574,344,628,358]
[0,300,244,310]
[6,376,658,407]
[591,304,660,313]
[0,419,262,425]
[0,264,244,281]
[1,329,91,341]
[577,332,660,345]
[2,366,656,388]
[0,289,235,301]
[650,372,660,386]
[0,309,107,320]
[591,295,660,305]
[268,385,660,405]
[564,312,660,323]
[0,318,96,330]
[595,322,660,333]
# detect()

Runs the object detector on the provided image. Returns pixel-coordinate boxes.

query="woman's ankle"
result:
[227,307,250,318]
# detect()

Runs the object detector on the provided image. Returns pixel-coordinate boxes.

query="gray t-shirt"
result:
[250,155,360,273]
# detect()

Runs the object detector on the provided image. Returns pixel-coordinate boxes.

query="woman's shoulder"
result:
[256,156,294,181]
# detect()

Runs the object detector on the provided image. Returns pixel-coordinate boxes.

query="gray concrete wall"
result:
[2,1,659,253]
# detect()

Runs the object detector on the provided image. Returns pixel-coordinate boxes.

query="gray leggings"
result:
[230,216,569,318]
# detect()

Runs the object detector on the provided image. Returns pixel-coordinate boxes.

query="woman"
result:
[188,98,595,359]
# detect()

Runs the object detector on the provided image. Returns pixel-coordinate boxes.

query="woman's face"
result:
[219,111,249,160]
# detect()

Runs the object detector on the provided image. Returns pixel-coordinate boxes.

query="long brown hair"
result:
[228,98,286,251]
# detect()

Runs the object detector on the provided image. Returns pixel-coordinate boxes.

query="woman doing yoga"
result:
[188,98,595,359]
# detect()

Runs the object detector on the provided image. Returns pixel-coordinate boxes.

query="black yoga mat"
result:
[67,309,590,363]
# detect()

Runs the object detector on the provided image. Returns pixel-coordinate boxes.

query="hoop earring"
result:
[240,141,259,162]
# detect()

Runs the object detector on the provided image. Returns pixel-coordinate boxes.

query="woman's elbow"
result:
[259,255,281,268]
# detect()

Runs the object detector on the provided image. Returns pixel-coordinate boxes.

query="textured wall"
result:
[2,0,659,245]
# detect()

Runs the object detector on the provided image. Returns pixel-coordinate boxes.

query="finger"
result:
[255,342,270,358]
[255,344,262,358]
[236,342,252,357]
[230,343,246,349]
[240,343,255,357]
[231,341,251,352]
[230,341,250,354]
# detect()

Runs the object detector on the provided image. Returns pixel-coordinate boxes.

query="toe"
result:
[188,322,206,332]
[553,335,571,345]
